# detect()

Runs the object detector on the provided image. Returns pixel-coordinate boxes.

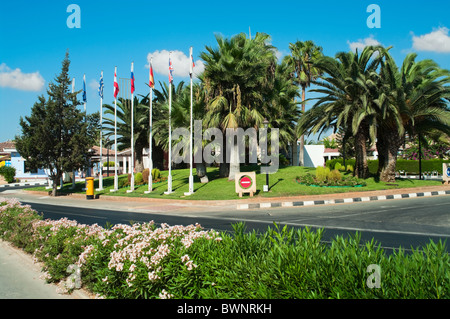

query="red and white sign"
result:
[239,176,252,189]
[235,172,256,197]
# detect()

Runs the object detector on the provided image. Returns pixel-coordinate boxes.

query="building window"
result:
[24,161,38,174]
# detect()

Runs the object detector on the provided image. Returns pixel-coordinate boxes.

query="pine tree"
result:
[15,52,90,196]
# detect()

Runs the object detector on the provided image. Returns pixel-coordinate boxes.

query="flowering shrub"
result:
[0,198,40,249]
[0,197,222,298]
[79,222,221,298]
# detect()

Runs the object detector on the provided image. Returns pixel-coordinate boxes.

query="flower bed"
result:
[296,167,367,187]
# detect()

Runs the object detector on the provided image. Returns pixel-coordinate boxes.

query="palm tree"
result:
[151,81,187,151]
[264,60,301,157]
[200,32,277,180]
[284,40,323,166]
[375,52,450,181]
[153,80,211,182]
[297,45,385,179]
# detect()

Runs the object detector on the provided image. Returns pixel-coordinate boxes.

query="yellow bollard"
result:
[86,177,95,200]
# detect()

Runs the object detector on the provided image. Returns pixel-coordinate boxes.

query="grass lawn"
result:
[28,165,443,200]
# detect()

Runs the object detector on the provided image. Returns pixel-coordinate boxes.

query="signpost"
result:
[235,172,256,197]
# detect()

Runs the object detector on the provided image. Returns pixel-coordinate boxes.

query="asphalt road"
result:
[21,195,450,253]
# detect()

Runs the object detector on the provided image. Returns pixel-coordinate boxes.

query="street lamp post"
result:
[263,119,269,192]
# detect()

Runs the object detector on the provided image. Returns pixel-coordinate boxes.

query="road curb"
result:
[237,190,450,210]
[0,181,48,188]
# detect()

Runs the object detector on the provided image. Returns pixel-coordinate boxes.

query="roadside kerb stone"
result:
[236,189,450,210]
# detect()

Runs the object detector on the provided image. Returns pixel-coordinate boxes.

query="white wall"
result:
[303,145,325,168]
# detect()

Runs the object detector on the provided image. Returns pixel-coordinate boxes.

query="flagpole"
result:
[127,62,135,193]
[185,46,194,196]
[145,58,154,194]
[111,66,119,192]
[83,73,89,181]
[71,77,76,190]
[83,74,87,114]
[114,94,118,191]
[165,52,173,194]
[97,71,104,191]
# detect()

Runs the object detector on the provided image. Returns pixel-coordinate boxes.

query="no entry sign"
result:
[239,176,252,189]
[235,172,256,197]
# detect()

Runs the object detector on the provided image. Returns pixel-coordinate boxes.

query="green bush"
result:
[0,166,16,183]
[315,166,330,182]
[103,161,115,167]
[298,166,366,187]
[1,201,448,299]
[151,168,161,181]
[142,169,150,184]
[279,154,290,166]
[135,172,143,185]
[328,169,341,182]
[0,199,41,249]
[118,176,128,188]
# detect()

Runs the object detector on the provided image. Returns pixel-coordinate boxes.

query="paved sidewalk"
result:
[0,240,91,299]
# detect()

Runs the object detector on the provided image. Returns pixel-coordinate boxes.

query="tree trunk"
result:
[299,86,306,166]
[354,127,369,179]
[135,143,145,173]
[219,134,229,178]
[418,134,422,180]
[50,174,59,197]
[377,129,403,182]
[228,136,240,181]
[219,163,229,178]
[376,136,386,178]
[196,161,209,183]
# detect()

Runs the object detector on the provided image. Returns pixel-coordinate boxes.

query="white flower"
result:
[159,289,173,299]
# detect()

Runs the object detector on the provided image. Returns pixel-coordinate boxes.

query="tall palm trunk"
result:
[299,86,306,166]
[219,134,229,178]
[228,129,240,181]
[196,161,209,183]
[354,124,370,179]
[134,143,145,173]
[377,129,403,182]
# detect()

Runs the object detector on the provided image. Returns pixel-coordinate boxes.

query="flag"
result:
[114,67,119,98]
[98,71,104,99]
[131,62,135,94]
[168,56,174,84]
[189,47,195,76]
[82,74,87,103]
[149,61,155,89]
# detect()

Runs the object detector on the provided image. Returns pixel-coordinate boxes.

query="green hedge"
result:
[1,199,449,299]
[326,158,450,174]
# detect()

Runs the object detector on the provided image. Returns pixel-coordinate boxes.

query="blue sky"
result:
[1,0,450,142]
